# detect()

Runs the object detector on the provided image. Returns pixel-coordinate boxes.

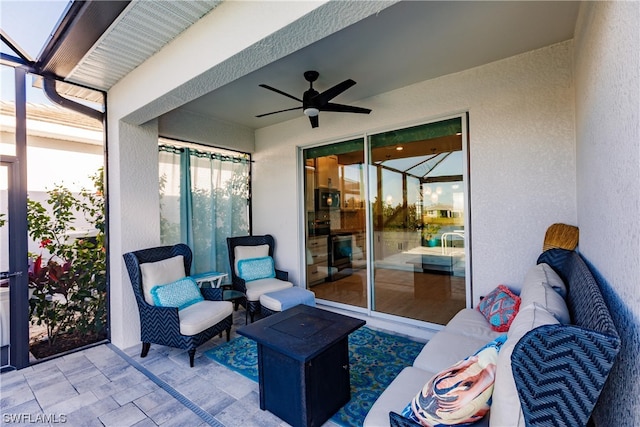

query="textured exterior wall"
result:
[159,109,254,153]
[107,119,161,349]
[254,41,576,299]
[573,2,640,425]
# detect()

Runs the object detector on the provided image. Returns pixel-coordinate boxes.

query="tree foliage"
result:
[26,168,106,346]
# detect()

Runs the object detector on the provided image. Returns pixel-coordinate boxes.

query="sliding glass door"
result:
[369,118,467,324]
[302,115,468,326]
[303,139,368,309]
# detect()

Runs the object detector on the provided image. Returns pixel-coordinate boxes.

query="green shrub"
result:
[27,168,106,346]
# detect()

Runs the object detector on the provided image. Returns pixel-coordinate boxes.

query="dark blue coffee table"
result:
[237,304,365,427]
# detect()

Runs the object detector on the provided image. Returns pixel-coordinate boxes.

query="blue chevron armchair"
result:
[227,234,293,322]
[123,243,233,367]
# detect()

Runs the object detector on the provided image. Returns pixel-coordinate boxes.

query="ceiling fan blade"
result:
[314,79,356,106]
[320,102,372,114]
[309,115,319,128]
[256,106,302,118]
[259,84,303,103]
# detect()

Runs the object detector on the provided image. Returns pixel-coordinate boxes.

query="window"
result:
[159,139,250,278]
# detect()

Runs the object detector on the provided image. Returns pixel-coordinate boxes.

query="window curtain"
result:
[159,144,250,278]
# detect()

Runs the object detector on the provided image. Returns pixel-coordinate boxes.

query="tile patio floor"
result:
[0,308,342,427]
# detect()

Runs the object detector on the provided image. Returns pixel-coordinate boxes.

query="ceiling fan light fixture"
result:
[304,107,319,117]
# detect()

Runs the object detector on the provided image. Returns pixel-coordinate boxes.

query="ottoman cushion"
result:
[260,287,316,312]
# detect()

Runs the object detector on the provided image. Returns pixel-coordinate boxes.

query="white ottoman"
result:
[260,287,316,316]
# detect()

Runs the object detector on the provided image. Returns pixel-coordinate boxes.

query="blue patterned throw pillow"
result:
[477,285,521,332]
[237,256,276,281]
[150,277,203,310]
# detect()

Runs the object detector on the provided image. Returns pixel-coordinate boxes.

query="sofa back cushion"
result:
[523,262,566,298]
[519,281,570,324]
[490,303,560,427]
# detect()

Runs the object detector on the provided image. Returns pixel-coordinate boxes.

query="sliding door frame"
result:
[299,112,471,328]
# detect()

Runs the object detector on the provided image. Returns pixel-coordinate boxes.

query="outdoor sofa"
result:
[364,248,620,427]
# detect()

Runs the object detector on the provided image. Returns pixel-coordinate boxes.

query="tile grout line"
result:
[107,344,224,427]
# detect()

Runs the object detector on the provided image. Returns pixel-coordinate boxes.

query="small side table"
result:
[191,271,227,288]
[223,289,248,324]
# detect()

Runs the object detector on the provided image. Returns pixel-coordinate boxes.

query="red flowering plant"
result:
[27,168,106,351]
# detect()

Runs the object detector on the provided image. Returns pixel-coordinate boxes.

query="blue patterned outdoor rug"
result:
[204,326,424,427]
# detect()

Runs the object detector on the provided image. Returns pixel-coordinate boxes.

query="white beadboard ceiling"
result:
[67,0,221,90]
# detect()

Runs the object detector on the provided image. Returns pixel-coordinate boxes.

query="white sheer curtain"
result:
[159,143,250,278]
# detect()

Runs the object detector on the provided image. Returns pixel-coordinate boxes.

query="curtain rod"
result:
[159,144,251,164]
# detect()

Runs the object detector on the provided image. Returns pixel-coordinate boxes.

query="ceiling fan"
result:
[256,70,372,128]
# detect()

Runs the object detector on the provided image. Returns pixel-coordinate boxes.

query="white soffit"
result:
[66,0,222,91]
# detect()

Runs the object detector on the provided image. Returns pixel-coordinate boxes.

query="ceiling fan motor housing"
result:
[303,88,320,116]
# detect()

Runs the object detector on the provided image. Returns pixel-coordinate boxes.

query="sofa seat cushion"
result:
[245,277,293,302]
[444,308,503,342]
[178,300,233,336]
[363,366,436,427]
[412,330,492,373]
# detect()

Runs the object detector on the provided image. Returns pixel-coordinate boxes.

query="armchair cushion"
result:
[150,277,203,310]
[178,300,233,336]
[238,256,276,282]
[139,255,186,305]
[245,277,293,302]
[234,244,269,274]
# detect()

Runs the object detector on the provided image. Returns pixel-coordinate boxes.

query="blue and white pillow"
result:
[237,256,276,282]
[150,277,203,310]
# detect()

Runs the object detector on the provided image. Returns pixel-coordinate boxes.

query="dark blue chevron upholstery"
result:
[537,248,573,282]
[512,250,620,426]
[123,244,232,367]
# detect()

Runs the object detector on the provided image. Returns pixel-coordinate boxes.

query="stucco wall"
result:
[107,119,161,349]
[158,109,254,153]
[573,2,640,425]
[253,41,576,301]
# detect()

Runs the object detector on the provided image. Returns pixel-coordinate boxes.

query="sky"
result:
[1,0,71,103]
[1,0,103,194]
[0,0,71,60]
